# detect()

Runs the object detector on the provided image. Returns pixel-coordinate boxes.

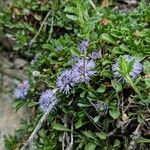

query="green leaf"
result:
[97,85,106,93]
[42,44,53,50]
[27,101,39,107]
[145,78,150,88]
[96,132,107,140]
[88,91,97,98]
[75,119,87,129]
[101,33,116,45]
[109,108,120,119]
[34,14,42,21]
[80,91,86,98]
[84,142,97,150]
[52,123,70,132]
[113,139,120,148]
[93,115,100,123]
[70,47,81,56]
[66,14,78,21]
[77,103,91,107]
[13,100,25,112]
[83,131,97,141]
[111,79,122,92]
[137,137,150,144]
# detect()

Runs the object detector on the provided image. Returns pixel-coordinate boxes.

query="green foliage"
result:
[1,0,150,149]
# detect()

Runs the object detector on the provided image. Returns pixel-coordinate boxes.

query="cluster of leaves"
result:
[1,0,150,149]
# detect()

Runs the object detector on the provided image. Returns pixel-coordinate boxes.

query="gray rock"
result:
[14,58,28,69]
[0,52,31,150]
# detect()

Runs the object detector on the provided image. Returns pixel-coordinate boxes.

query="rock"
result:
[14,58,28,69]
[0,52,31,150]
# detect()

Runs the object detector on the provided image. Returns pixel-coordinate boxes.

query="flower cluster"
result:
[112,55,143,81]
[72,58,96,83]
[89,50,102,60]
[39,90,58,112]
[56,69,75,94]
[78,40,89,52]
[56,58,96,93]
[14,80,30,99]
[94,101,108,116]
[56,40,105,94]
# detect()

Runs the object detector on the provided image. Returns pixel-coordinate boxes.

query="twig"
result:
[62,116,68,150]
[66,121,74,150]
[128,123,143,150]
[83,109,102,131]
[123,98,133,114]
[28,10,51,51]
[20,89,58,150]
[47,10,54,42]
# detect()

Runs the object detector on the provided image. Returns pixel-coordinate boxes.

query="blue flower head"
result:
[112,55,143,81]
[56,69,75,94]
[72,58,96,83]
[78,40,89,52]
[39,90,57,112]
[89,50,102,60]
[14,80,30,99]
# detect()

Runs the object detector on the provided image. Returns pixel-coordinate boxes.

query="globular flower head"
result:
[89,50,102,60]
[94,101,108,116]
[56,69,75,94]
[72,58,96,83]
[78,40,89,52]
[39,90,57,112]
[14,80,30,99]
[112,55,143,81]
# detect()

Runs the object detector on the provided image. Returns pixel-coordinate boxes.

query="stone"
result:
[0,52,31,150]
[14,58,28,69]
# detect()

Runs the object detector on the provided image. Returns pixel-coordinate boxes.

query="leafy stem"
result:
[125,75,143,100]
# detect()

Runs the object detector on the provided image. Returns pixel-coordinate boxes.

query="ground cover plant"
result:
[1,0,150,149]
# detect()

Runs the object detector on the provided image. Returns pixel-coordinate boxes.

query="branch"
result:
[20,89,58,150]
[28,10,51,51]
[66,121,74,150]
[128,123,143,150]
[47,10,54,43]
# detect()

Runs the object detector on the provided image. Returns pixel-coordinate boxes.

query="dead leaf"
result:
[122,114,129,122]
[12,8,21,19]
[100,18,111,26]
[133,30,141,37]
[101,0,109,8]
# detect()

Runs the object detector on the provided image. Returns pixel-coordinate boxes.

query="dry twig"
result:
[128,123,143,150]
[20,89,58,150]
[28,10,51,50]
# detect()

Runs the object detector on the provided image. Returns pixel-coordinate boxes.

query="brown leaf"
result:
[133,30,141,38]
[100,18,111,26]
[101,0,109,8]
[122,114,129,122]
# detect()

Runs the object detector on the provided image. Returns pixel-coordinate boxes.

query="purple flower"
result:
[14,80,30,99]
[56,69,75,94]
[78,40,89,52]
[112,55,143,81]
[39,90,57,112]
[89,50,102,60]
[72,58,96,83]
[94,101,108,116]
